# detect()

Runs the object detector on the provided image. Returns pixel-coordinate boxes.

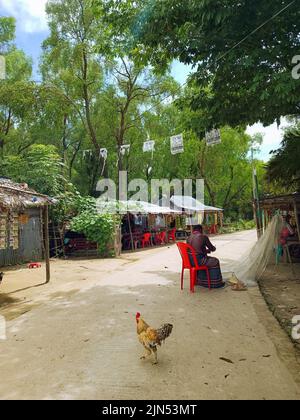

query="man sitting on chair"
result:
[187,225,224,288]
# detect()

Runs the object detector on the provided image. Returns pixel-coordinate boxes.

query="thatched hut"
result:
[0,178,54,281]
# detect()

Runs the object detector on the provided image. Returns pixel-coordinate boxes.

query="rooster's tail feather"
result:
[156,323,173,344]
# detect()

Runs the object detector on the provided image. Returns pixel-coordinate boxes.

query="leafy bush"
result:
[51,189,120,257]
[219,219,255,234]
[70,210,119,256]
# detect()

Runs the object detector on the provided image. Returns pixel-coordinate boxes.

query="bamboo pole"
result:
[164,214,168,244]
[114,219,121,257]
[52,223,58,257]
[127,213,134,251]
[253,201,260,239]
[44,205,50,283]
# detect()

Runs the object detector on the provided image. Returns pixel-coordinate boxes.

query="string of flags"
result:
[81,130,222,166]
[99,148,108,175]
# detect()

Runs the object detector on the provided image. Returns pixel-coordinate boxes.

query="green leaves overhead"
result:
[0,144,65,196]
[135,0,300,127]
[0,17,15,52]
[267,123,300,192]
[0,0,288,222]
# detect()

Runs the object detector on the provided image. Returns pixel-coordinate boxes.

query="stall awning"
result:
[96,199,180,215]
[170,195,223,213]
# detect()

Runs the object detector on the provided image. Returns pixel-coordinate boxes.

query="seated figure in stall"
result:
[280,214,297,246]
[187,225,225,289]
[279,214,300,260]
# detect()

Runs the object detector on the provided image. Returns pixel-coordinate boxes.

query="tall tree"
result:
[267,123,300,191]
[107,57,179,171]
[0,17,15,52]
[134,0,300,127]
[0,18,33,158]
[42,0,107,154]
[0,144,65,196]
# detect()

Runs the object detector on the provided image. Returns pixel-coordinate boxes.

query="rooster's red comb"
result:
[136,312,141,319]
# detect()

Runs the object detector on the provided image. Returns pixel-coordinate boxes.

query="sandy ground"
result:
[0,230,299,400]
[259,263,300,352]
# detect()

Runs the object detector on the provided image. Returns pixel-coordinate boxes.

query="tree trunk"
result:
[82,49,99,154]
[198,145,216,206]
[61,113,68,165]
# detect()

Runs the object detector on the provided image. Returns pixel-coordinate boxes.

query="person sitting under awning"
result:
[280,214,297,246]
[187,225,225,289]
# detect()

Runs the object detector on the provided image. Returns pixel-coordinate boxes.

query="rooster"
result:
[0,272,3,286]
[136,312,173,364]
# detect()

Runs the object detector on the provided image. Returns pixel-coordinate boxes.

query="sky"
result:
[0,0,285,161]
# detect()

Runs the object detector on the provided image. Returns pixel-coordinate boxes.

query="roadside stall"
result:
[118,200,180,251]
[258,193,300,262]
[96,199,180,251]
[170,195,223,236]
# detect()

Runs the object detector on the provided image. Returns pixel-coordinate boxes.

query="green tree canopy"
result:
[0,144,65,196]
[134,0,300,127]
[267,123,300,192]
[0,0,270,223]
[0,21,34,157]
[0,16,15,52]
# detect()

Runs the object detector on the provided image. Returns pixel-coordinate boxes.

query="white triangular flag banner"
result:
[170,133,184,155]
[120,144,130,156]
[99,148,108,159]
[99,148,108,175]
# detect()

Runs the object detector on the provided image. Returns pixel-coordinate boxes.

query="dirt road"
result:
[0,230,299,400]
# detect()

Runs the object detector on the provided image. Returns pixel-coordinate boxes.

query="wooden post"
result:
[220,212,223,228]
[127,213,134,251]
[117,226,121,257]
[44,205,50,283]
[264,210,268,231]
[253,201,260,239]
[294,201,300,241]
[114,218,121,257]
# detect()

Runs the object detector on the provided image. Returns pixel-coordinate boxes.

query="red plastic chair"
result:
[176,242,211,293]
[28,262,42,269]
[209,224,218,234]
[154,232,161,245]
[141,233,152,248]
[155,231,167,245]
[168,228,177,242]
[159,231,167,244]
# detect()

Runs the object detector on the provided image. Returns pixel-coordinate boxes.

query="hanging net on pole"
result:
[232,214,283,286]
